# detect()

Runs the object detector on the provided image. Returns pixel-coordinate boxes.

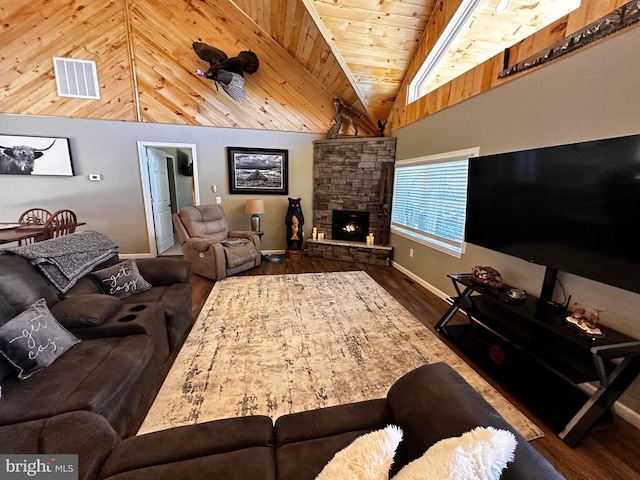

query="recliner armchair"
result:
[173,205,261,281]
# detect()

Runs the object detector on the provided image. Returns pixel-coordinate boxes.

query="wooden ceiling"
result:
[0,1,629,135]
[234,0,582,125]
[234,0,436,126]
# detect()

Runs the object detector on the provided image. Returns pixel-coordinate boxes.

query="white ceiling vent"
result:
[53,57,100,100]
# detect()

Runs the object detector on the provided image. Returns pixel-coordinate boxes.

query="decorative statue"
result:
[327,98,367,139]
[285,198,304,250]
[192,41,259,102]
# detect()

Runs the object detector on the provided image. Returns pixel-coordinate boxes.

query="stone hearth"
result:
[307,239,392,266]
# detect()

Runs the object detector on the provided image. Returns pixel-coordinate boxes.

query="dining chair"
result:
[42,209,77,240]
[18,208,51,225]
[17,208,52,245]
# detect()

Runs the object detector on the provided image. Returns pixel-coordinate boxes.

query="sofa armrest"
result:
[229,230,256,239]
[229,231,261,252]
[183,237,218,252]
[0,411,120,480]
[387,363,564,480]
[42,412,120,480]
[134,258,191,285]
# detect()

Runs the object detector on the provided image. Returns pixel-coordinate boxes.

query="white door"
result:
[146,147,174,254]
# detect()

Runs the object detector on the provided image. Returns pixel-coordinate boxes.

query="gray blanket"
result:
[1,231,119,293]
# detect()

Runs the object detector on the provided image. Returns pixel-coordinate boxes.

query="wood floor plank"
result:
[184,256,640,480]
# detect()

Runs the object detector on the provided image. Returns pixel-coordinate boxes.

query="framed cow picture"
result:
[0,134,74,176]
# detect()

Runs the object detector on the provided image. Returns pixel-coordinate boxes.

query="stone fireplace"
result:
[312,137,396,240]
[309,137,396,265]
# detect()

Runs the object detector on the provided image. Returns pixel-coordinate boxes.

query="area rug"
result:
[138,271,543,440]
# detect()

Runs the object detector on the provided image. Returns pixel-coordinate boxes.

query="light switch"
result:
[88,174,102,181]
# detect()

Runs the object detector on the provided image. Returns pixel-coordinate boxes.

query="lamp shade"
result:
[245,199,265,214]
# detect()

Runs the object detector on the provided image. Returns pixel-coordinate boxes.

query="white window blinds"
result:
[391,147,479,257]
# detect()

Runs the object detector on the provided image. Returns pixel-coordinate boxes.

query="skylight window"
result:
[408,0,581,103]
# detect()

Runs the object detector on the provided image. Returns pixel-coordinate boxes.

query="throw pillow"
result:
[392,426,517,480]
[50,294,123,328]
[316,425,404,480]
[0,299,80,380]
[0,357,14,382]
[90,259,152,298]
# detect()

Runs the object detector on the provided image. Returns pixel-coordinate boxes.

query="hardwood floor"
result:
[188,257,640,480]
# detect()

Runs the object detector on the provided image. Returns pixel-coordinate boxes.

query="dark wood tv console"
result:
[435,273,640,447]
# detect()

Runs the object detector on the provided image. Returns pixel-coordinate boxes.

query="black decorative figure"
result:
[285,198,304,250]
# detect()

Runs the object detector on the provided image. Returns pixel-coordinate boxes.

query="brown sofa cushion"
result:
[51,294,123,328]
[0,254,61,312]
[274,399,396,480]
[224,241,258,267]
[101,416,276,480]
[0,335,155,437]
[0,295,17,323]
[178,205,229,242]
[120,283,192,350]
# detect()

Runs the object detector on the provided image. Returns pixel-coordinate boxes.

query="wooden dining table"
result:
[0,222,85,245]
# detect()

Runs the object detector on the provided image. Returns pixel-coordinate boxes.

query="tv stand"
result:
[435,273,640,447]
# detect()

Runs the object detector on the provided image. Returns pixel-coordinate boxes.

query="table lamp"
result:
[245,199,265,232]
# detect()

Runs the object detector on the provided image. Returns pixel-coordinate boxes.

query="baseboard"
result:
[119,253,154,259]
[120,250,287,259]
[390,261,450,301]
[390,260,640,433]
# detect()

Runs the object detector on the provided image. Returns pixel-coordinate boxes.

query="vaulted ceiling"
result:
[233,0,582,125]
[233,0,435,126]
[0,1,628,135]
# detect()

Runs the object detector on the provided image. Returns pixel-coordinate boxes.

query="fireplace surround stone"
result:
[313,137,395,239]
[311,136,396,264]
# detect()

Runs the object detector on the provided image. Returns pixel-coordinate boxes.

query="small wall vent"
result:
[52,57,100,100]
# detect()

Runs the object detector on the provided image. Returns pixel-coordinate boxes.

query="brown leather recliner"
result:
[172,205,261,281]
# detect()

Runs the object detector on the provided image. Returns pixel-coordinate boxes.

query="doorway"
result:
[137,142,200,256]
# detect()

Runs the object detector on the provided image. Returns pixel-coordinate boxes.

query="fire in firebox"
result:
[332,210,369,242]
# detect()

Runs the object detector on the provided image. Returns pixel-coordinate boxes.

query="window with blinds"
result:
[391,147,479,257]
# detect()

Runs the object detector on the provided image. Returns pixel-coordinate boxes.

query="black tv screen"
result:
[466,133,640,295]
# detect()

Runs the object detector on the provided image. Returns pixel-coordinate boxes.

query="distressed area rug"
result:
[139,271,543,440]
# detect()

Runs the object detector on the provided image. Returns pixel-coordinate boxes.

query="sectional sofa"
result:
[0,238,193,438]
[0,234,564,479]
[0,363,564,479]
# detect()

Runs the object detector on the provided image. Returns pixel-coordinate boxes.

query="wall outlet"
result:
[88,173,102,181]
[409,248,414,258]
[216,197,222,204]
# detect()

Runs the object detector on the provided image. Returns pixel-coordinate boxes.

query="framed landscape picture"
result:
[0,134,73,176]
[227,147,288,195]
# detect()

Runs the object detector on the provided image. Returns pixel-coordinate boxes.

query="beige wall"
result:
[392,24,640,413]
[0,115,321,253]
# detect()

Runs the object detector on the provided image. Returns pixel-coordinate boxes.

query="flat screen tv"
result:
[466,133,640,300]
